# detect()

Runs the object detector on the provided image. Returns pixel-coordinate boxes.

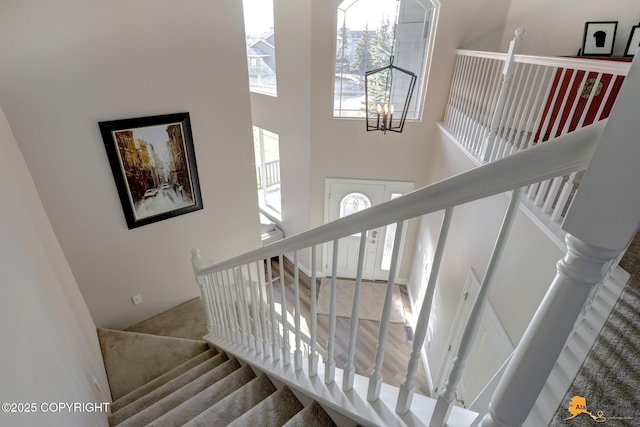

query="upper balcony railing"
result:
[443,29,631,239]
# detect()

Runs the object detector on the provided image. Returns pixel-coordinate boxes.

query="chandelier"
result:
[365,57,416,133]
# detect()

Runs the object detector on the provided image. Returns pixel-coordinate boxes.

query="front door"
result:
[324,178,414,281]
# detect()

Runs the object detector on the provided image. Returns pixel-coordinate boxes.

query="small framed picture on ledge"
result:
[624,25,640,57]
[581,21,618,56]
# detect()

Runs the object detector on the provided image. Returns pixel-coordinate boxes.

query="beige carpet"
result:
[125,297,208,341]
[316,278,405,323]
[98,328,209,401]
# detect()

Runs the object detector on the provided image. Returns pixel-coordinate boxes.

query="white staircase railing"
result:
[191,117,621,425]
[444,30,631,239]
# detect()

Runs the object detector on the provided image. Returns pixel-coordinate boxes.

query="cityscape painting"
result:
[99,112,203,229]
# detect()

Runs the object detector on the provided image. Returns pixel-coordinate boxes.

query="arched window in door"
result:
[340,192,371,218]
[340,192,371,237]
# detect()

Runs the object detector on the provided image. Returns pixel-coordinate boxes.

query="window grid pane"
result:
[333,0,434,120]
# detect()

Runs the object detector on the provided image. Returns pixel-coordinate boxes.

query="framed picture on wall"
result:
[624,25,640,57]
[99,112,203,229]
[581,21,618,56]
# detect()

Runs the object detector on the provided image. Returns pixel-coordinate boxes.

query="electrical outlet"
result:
[132,294,142,305]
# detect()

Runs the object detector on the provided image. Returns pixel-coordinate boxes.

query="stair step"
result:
[148,365,259,426]
[182,373,276,427]
[111,348,218,413]
[227,386,304,427]
[109,353,230,426]
[282,402,337,427]
[124,297,209,341]
[115,358,241,427]
[98,328,210,401]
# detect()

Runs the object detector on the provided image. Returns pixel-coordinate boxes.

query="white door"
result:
[433,270,514,408]
[324,178,414,281]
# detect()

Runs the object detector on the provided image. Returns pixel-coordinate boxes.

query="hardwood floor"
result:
[269,257,430,397]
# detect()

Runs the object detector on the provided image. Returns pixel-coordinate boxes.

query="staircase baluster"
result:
[444,53,462,127]
[309,245,319,377]
[542,176,564,213]
[504,63,532,156]
[202,273,218,334]
[293,250,303,371]
[493,62,522,161]
[551,172,577,223]
[246,262,262,354]
[431,188,524,427]
[559,71,589,137]
[523,66,553,151]
[461,56,485,148]
[267,259,280,361]
[397,207,453,414]
[574,72,603,129]
[481,28,524,162]
[343,231,367,392]
[367,220,405,402]
[213,271,231,341]
[237,266,252,350]
[225,269,241,343]
[256,260,270,356]
[451,55,472,138]
[325,239,339,384]
[534,178,551,207]
[212,273,227,337]
[279,254,291,365]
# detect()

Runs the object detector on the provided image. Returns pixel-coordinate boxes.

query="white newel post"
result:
[480,28,524,162]
[480,52,640,427]
[191,249,214,335]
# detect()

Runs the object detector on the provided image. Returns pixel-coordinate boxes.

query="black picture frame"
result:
[581,21,618,56]
[99,112,203,229]
[624,25,640,57]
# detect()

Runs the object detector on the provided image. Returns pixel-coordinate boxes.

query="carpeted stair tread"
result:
[182,373,276,427]
[227,386,303,427]
[115,358,241,427]
[149,365,261,426]
[109,352,229,426]
[125,298,209,341]
[111,347,218,413]
[98,328,210,401]
[282,402,337,427]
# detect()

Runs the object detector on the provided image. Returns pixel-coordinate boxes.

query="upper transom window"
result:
[334,0,434,119]
[243,0,277,96]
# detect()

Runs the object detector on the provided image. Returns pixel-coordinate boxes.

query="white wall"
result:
[0,104,110,426]
[409,127,563,386]
[0,0,261,329]
[501,0,640,56]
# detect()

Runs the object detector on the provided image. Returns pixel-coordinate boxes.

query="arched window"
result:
[340,192,371,218]
[334,0,435,119]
